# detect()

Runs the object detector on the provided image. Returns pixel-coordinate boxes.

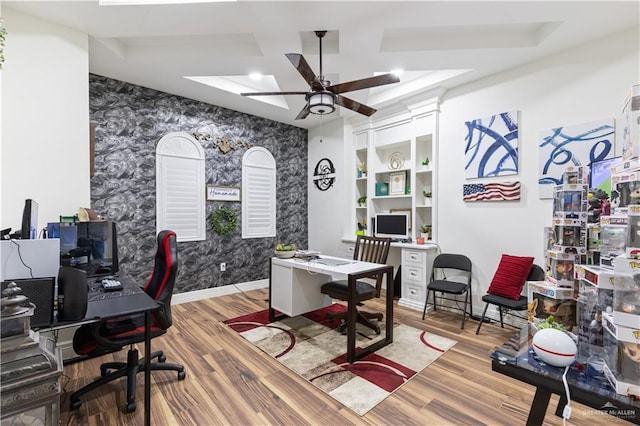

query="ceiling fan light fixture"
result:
[307,91,335,115]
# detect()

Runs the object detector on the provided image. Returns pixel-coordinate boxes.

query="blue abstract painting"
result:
[464,111,519,179]
[538,118,615,199]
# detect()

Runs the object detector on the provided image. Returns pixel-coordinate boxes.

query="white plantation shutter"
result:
[242,147,276,238]
[156,132,205,242]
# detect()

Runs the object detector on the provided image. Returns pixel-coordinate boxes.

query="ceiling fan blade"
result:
[335,95,377,116]
[240,91,308,97]
[285,53,324,91]
[328,73,400,94]
[295,106,310,120]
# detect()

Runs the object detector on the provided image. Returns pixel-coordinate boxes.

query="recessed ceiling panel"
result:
[184,75,289,109]
[381,22,561,51]
[117,33,263,57]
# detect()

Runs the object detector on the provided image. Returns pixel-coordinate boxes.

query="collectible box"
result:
[612,256,640,329]
[576,275,614,366]
[599,216,628,269]
[627,207,640,259]
[546,250,579,287]
[575,264,615,289]
[602,313,640,398]
[528,276,577,332]
[552,184,588,221]
[612,170,640,212]
[551,218,587,255]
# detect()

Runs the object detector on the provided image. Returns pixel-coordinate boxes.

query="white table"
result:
[269,255,394,363]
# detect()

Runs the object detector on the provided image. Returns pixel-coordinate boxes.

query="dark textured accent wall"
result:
[89,74,308,293]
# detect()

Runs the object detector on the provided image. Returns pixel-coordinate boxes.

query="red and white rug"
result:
[223,304,457,415]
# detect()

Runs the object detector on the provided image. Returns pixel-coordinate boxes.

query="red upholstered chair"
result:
[70,230,185,413]
[475,256,545,335]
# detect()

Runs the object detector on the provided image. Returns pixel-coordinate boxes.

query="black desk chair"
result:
[475,263,545,335]
[320,236,391,334]
[71,230,186,413]
[422,253,473,329]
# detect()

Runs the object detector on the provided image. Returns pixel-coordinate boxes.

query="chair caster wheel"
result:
[125,402,137,413]
[70,400,82,410]
[374,326,381,335]
[158,354,166,362]
[178,370,186,380]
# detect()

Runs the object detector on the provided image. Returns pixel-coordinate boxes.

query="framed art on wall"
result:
[207,185,241,201]
[389,171,406,195]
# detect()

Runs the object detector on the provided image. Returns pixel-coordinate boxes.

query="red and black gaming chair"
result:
[71,230,185,413]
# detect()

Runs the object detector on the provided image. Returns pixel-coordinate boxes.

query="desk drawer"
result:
[403,249,426,265]
[403,265,424,283]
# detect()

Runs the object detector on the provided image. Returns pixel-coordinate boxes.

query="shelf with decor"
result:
[346,96,440,312]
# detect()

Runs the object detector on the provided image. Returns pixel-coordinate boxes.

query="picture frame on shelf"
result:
[389,171,406,195]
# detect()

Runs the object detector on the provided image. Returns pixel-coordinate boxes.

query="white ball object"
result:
[532,328,577,367]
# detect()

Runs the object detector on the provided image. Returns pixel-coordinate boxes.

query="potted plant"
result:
[357,196,367,207]
[421,156,430,167]
[357,162,367,178]
[422,189,432,204]
[420,224,432,240]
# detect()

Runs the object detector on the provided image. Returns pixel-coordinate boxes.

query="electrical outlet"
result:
[220,262,226,272]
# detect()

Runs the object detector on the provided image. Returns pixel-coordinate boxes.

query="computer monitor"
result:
[590,156,621,198]
[51,221,119,277]
[21,199,39,239]
[374,212,410,240]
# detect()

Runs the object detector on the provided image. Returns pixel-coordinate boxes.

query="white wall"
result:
[1,7,90,233]
[437,27,639,313]
[307,117,352,257]
[307,26,639,316]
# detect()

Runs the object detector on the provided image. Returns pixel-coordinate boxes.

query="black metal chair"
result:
[71,230,186,413]
[422,253,473,329]
[320,235,391,334]
[475,264,545,335]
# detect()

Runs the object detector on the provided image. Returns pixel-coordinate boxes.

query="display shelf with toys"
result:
[602,313,640,399]
[612,256,640,329]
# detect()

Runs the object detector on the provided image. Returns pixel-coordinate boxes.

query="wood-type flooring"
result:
[60,288,630,425]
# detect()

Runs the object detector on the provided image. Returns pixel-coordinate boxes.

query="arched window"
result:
[156,132,205,242]
[242,147,276,238]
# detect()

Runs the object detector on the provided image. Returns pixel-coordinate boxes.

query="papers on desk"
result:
[295,250,321,258]
[314,258,352,266]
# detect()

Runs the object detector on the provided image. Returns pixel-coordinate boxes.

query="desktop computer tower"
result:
[57,266,88,321]
[1,277,55,329]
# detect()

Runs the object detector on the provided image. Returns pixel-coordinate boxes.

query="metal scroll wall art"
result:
[193,133,252,154]
[313,158,336,191]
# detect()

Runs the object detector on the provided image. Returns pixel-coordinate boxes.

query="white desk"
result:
[269,255,394,363]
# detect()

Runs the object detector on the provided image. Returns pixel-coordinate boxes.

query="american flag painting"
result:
[463,181,521,202]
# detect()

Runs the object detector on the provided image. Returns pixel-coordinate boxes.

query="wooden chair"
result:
[475,264,545,334]
[320,236,391,334]
[422,253,473,329]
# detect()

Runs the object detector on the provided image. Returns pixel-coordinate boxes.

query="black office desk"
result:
[491,328,639,425]
[62,276,158,426]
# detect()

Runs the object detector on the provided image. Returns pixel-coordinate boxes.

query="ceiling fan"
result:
[241,30,400,120]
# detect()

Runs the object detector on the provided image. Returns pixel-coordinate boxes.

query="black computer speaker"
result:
[58,266,88,321]
[1,277,55,329]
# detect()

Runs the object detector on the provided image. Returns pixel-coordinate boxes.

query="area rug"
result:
[223,304,457,415]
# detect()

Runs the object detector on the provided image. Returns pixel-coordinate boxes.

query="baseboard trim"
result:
[172,279,269,305]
